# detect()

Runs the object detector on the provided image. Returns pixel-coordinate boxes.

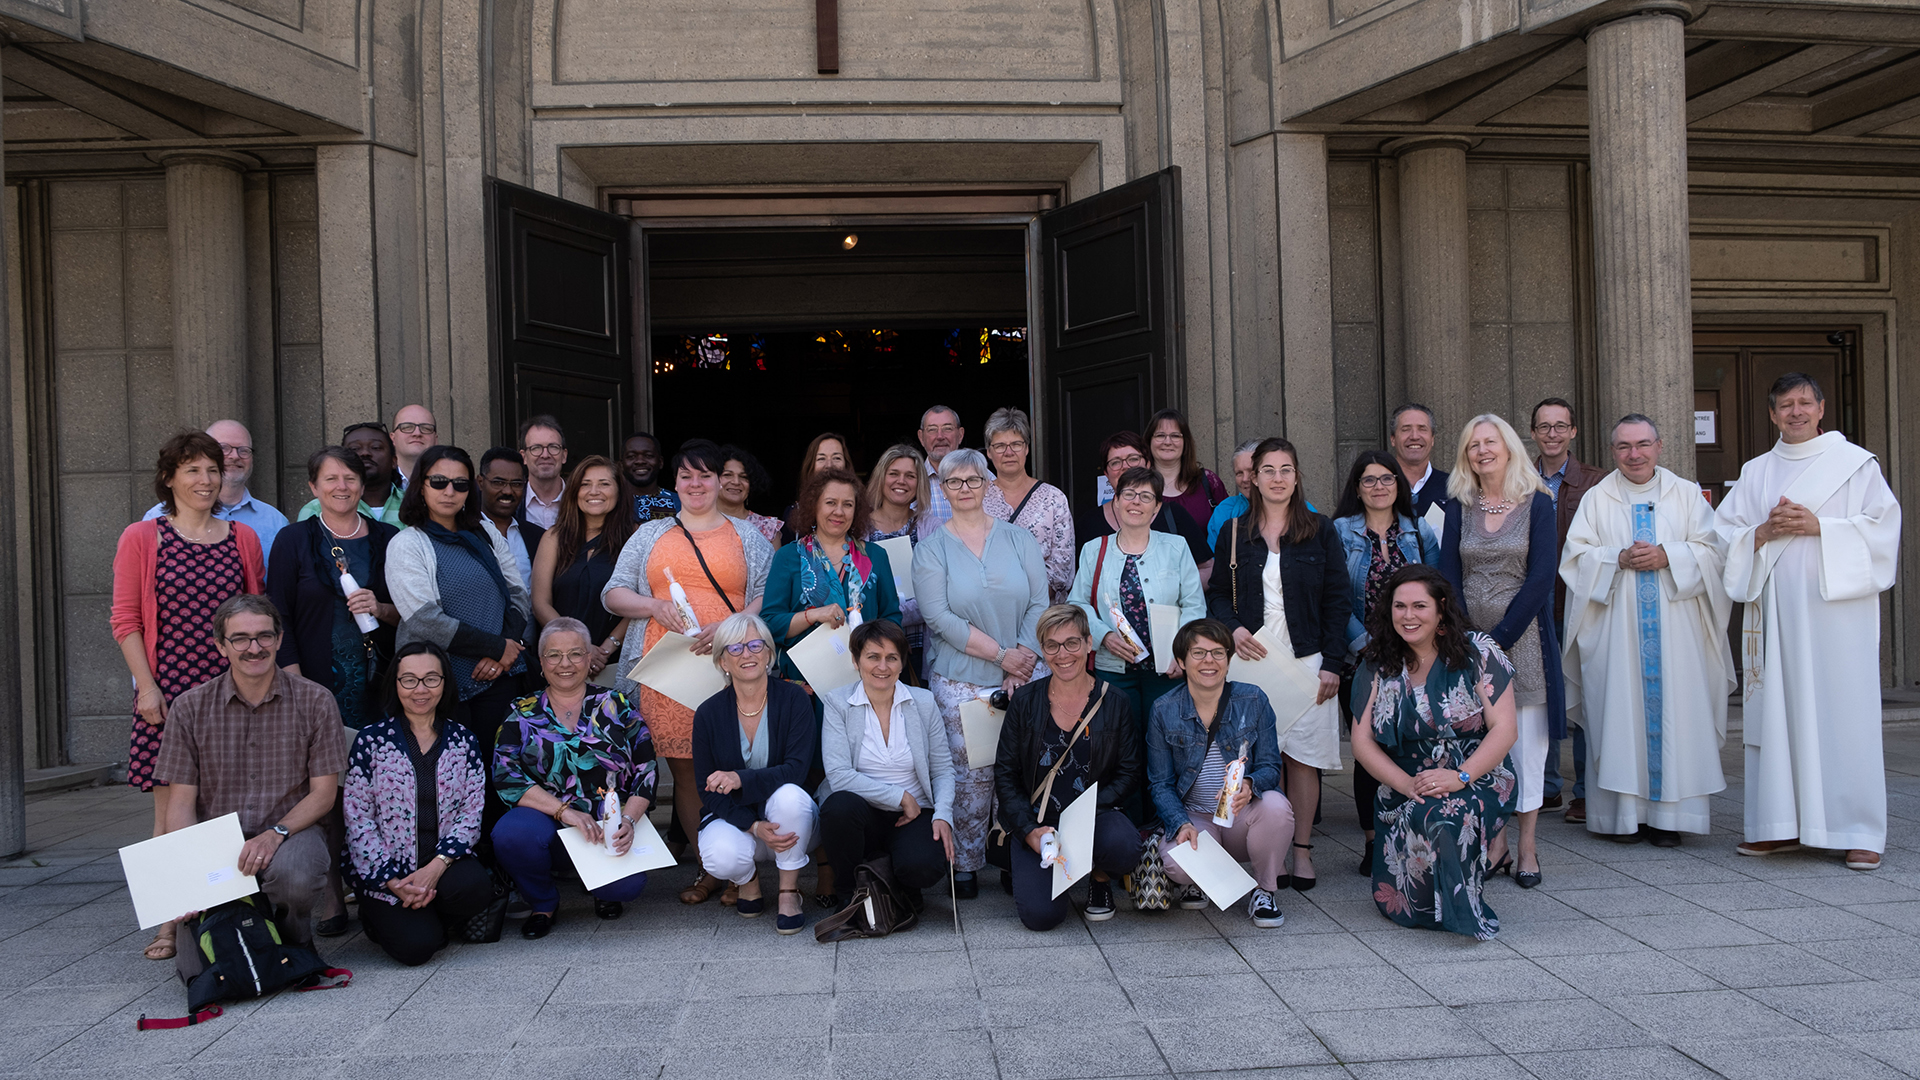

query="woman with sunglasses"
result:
[913,448,1049,898]
[692,613,819,934]
[388,445,533,837]
[343,642,494,964]
[1331,451,1439,873]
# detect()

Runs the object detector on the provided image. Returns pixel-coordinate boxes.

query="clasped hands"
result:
[1400,768,1466,803]
[1617,541,1670,572]
[387,857,448,910]
[1756,497,1821,545]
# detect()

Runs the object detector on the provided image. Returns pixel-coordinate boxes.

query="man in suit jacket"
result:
[1390,403,1451,518]
[1530,397,1608,819]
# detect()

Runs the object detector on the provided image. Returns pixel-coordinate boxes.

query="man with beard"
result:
[478,447,543,591]
[142,418,287,554]
[297,422,404,525]
[623,431,680,522]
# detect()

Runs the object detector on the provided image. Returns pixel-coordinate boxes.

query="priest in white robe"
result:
[1714,373,1900,870]
[1561,415,1732,844]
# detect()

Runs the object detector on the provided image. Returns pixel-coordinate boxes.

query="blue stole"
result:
[1633,503,1663,801]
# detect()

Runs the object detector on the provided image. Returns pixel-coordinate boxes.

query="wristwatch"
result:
[269,824,290,838]
[435,853,453,867]
[994,646,1008,666]
[1457,770,1472,786]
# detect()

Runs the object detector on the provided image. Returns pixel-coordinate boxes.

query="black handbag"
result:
[455,865,510,944]
[814,856,919,941]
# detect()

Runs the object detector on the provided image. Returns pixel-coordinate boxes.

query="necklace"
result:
[170,516,220,543]
[1475,496,1515,515]
[322,514,365,540]
[737,702,765,718]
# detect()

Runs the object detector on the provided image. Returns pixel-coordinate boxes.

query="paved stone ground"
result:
[3,730,1919,1080]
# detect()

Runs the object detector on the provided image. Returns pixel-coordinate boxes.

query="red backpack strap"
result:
[137,1006,224,1031]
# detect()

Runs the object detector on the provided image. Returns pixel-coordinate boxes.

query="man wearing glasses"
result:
[297,422,406,526]
[390,404,440,486]
[1531,396,1606,821]
[916,405,965,533]
[142,419,288,554]
[477,447,544,592]
[518,415,568,529]
[153,594,348,963]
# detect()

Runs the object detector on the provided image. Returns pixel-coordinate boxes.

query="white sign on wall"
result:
[1694,411,1717,445]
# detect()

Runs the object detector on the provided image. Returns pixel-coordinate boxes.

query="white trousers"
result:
[699,783,818,883]
[1512,704,1549,814]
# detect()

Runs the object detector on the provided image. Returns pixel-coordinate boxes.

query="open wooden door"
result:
[1036,168,1184,513]
[488,180,632,460]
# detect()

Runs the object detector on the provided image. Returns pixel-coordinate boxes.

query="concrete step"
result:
[24,764,118,795]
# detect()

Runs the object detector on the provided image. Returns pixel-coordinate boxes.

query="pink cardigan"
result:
[110,519,266,678]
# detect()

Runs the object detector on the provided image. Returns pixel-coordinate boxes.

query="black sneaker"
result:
[1247,888,1284,929]
[1084,879,1115,922]
[314,913,349,938]
[1177,884,1207,910]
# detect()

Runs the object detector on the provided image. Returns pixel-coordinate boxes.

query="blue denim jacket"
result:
[1145,681,1282,834]
[1332,513,1439,649]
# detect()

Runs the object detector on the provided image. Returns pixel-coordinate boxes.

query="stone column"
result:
[1587,4,1695,477]
[0,48,25,857]
[157,151,255,429]
[1388,136,1474,441]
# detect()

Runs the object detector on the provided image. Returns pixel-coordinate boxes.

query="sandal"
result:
[1489,853,1514,877]
[679,872,724,905]
[143,921,177,961]
[1290,842,1317,893]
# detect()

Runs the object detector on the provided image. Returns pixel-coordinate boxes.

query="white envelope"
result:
[1229,625,1324,732]
[118,813,258,929]
[1422,501,1446,538]
[876,535,915,602]
[1052,782,1098,899]
[959,697,1006,771]
[787,623,858,694]
[1164,830,1258,910]
[1149,603,1182,675]
[627,631,726,711]
[556,815,677,891]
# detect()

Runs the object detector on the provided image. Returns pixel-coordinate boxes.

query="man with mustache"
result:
[915,404,964,534]
[153,594,349,965]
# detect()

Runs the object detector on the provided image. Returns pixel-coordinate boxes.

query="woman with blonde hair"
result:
[1439,413,1562,889]
[866,444,929,664]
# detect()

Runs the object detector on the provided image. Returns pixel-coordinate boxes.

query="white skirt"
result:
[1278,695,1343,771]
[1512,703,1549,814]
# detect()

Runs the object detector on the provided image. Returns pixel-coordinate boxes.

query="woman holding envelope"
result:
[818,619,955,912]
[1204,437,1351,891]
[1349,565,1518,939]
[344,642,493,965]
[604,438,773,905]
[915,448,1050,899]
[1146,619,1294,928]
[693,613,819,935]
[762,467,902,693]
[1068,464,1206,822]
[492,618,658,939]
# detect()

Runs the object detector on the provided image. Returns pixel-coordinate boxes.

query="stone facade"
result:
[2,0,1919,817]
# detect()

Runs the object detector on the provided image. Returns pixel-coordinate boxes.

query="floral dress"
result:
[129,519,247,791]
[1357,631,1518,939]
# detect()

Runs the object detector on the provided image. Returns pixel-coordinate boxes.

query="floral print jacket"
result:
[493,688,658,813]
[343,718,488,906]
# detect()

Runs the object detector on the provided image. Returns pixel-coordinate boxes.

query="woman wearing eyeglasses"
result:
[344,642,494,964]
[913,448,1049,898]
[692,613,819,934]
[1331,451,1439,873]
[492,618,657,938]
[982,407,1075,604]
[388,445,533,838]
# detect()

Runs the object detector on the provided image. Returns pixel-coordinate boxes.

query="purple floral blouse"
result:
[343,718,487,906]
[985,479,1076,604]
[493,688,658,813]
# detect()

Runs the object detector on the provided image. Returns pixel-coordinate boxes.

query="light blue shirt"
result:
[1540,457,1569,499]
[144,491,288,557]
[1206,494,1249,551]
[912,520,1048,687]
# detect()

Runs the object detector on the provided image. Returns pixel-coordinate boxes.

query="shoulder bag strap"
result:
[1229,520,1239,615]
[1008,482,1041,525]
[1092,535,1109,614]
[676,519,738,614]
[1030,681,1110,815]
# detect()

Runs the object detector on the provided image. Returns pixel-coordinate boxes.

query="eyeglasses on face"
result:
[425,475,472,491]
[1259,465,1297,477]
[1040,636,1087,654]
[1533,422,1574,436]
[1358,475,1398,489]
[1107,453,1146,470]
[523,443,564,457]
[920,424,959,436]
[941,476,986,491]
[218,443,254,458]
[1117,489,1157,504]
[393,422,437,436]
[723,639,770,656]
[541,648,590,664]
[989,439,1026,453]
[222,632,281,650]
[397,673,445,690]
[1186,647,1229,662]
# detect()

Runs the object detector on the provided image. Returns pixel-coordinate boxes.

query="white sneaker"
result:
[1247,888,1284,928]
[1177,884,1207,910]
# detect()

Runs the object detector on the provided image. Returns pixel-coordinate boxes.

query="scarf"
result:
[798,533,874,613]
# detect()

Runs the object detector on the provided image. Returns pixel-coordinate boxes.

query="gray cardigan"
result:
[387,525,532,653]
[818,680,955,825]
[602,514,774,697]
[912,519,1048,687]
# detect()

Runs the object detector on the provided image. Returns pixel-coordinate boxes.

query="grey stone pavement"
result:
[3,729,1919,1080]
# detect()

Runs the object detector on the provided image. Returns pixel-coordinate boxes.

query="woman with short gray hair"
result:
[913,447,1050,897]
[982,407,1076,604]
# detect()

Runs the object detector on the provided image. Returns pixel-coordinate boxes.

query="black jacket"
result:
[691,679,817,832]
[1412,466,1452,518]
[266,515,399,714]
[1205,513,1351,675]
[993,676,1140,840]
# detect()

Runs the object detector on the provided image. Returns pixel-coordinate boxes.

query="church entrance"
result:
[1693,325,1861,505]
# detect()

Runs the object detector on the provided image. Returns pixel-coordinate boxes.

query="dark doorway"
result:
[1694,325,1860,503]
[649,328,1029,513]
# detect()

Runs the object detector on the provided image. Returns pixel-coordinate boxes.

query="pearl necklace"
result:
[321,514,365,540]
[1476,496,1515,515]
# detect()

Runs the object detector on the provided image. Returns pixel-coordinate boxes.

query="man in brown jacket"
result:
[1532,397,1607,820]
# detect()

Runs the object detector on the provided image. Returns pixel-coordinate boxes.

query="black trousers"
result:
[1010,808,1138,932]
[453,674,524,841]
[819,791,949,894]
[1341,669,1380,834]
[357,856,494,966]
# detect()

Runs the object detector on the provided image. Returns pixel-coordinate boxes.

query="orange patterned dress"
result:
[640,523,748,758]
